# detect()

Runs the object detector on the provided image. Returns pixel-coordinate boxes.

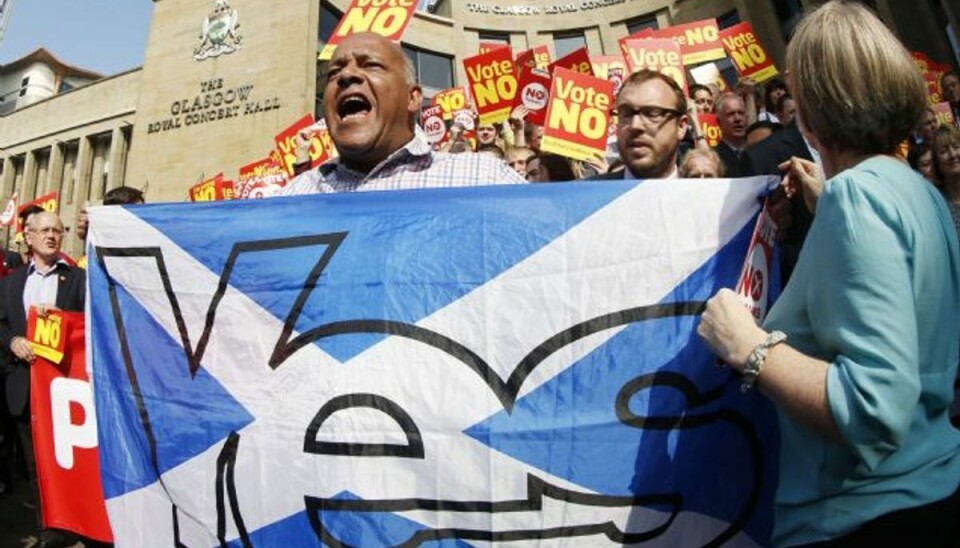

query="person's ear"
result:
[677,114,690,140]
[408,85,423,115]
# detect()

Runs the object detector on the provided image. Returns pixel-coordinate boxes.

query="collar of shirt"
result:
[27,258,69,277]
[317,127,430,184]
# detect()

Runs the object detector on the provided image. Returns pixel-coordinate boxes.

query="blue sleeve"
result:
[806,176,919,471]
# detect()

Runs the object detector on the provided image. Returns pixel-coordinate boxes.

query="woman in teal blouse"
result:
[697,2,960,546]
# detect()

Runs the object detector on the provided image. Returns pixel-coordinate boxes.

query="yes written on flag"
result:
[88,178,781,547]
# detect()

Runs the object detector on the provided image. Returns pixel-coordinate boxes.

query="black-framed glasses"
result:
[614,105,684,126]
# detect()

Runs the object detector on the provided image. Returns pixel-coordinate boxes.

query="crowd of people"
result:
[281,1,960,545]
[0,187,143,548]
[0,0,959,546]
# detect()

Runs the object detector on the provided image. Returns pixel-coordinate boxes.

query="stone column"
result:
[0,157,15,248]
[47,142,64,199]
[0,157,15,199]
[20,150,38,203]
[106,126,129,192]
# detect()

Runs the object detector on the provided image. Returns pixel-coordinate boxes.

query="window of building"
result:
[316,2,343,117]
[319,1,341,44]
[717,9,741,30]
[554,32,586,59]
[58,80,74,94]
[478,31,511,45]
[625,14,659,35]
[418,0,442,12]
[402,45,454,97]
[19,77,28,97]
[772,0,804,39]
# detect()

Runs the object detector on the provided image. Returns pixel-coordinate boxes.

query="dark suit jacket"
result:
[740,121,815,282]
[713,140,745,178]
[1,263,85,418]
[588,169,627,181]
[3,250,23,270]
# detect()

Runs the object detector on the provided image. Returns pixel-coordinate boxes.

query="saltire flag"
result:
[88,178,781,547]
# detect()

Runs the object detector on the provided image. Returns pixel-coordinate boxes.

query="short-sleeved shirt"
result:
[764,156,960,545]
[280,129,526,195]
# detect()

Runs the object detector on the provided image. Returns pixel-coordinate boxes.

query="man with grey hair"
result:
[282,32,523,195]
[712,93,749,177]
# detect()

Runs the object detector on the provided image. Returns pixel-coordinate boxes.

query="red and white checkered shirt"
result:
[280,129,526,195]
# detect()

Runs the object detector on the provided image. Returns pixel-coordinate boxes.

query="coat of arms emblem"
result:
[194,0,242,61]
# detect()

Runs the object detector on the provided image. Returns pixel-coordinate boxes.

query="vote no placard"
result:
[620,37,688,95]
[540,68,614,162]
[719,22,779,83]
[464,48,519,126]
[318,0,418,61]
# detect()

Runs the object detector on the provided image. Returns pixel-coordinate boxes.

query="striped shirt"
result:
[279,129,526,195]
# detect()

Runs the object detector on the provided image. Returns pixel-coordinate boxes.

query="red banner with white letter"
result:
[28,309,113,543]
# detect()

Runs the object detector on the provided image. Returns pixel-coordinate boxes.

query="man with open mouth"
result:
[281,33,525,195]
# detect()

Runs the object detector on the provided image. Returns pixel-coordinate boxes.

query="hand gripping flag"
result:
[88,178,781,547]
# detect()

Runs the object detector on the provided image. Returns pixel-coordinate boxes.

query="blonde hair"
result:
[932,125,960,183]
[787,1,925,154]
[679,148,725,178]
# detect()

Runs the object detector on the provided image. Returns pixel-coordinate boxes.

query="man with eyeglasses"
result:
[0,210,85,548]
[590,70,689,180]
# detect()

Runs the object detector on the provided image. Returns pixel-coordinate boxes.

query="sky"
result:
[0,0,154,76]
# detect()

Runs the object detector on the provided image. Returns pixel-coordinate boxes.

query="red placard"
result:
[607,67,625,101]
[18,192,59,234]
[698,113,722,147]
[514,68,552,126]
[236,157,289,199]
[0,195,18,227]
[318,0,418,60]
[28,309,113,543]
[540,67,614,162]
[549,47,593,77]
[274,115,337,176]
[932,102,957,128]
[619,38,687,95]
[913,53,949,105]
[432,87,471,120]
[926,76,944,106]
[450,108,478,150]
[590,55,627,81]
[479,42,510,55]
[652,18,725,65]
[421,105,447,145]
[189,173,235,202]
[736,202,778,322]
[515,45,551,78]
[463,48,519,126]
[719,22,779,83]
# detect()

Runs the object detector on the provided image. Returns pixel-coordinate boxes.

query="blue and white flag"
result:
[88,178,780,547]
